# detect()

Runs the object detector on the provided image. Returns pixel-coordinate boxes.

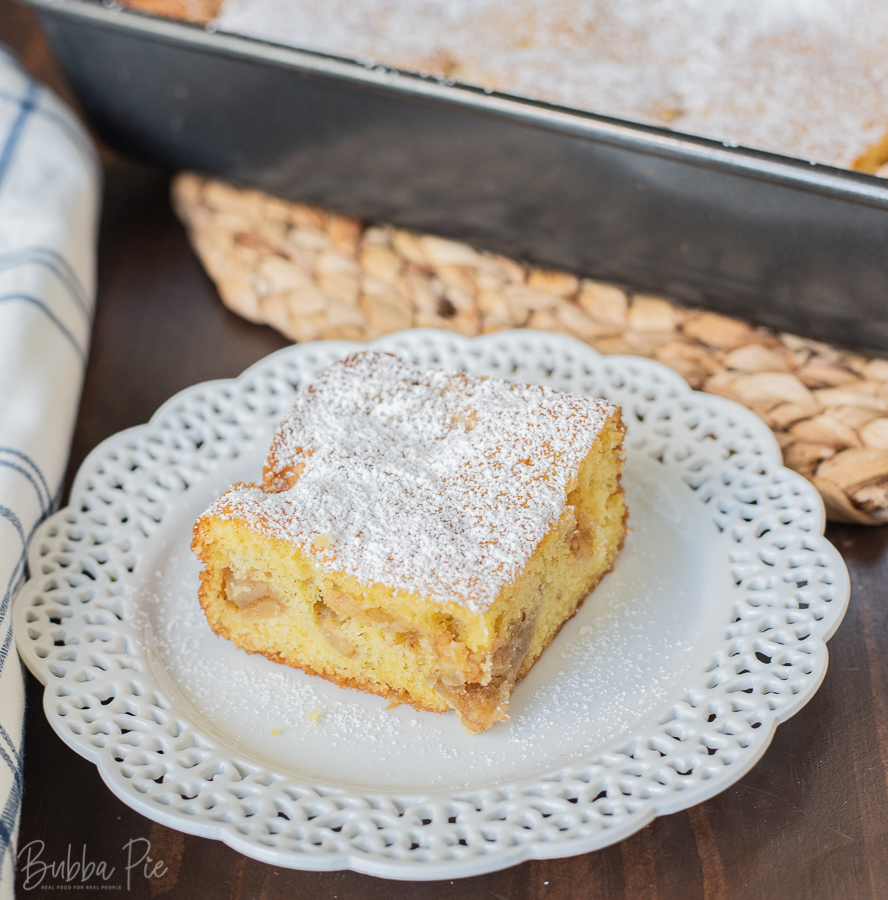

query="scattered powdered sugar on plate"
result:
[141,456,708,792]
[205,352,616,612]
[215,0,888,167]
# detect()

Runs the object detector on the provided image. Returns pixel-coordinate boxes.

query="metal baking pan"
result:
[25,0,888,353]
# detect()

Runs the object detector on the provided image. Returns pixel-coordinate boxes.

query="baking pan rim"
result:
[25,0,888,210]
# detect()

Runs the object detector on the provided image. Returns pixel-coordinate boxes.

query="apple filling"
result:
[308,584,533,722]
[222,570,285,619]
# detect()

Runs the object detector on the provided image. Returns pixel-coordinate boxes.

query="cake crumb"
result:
[306,707,324,725]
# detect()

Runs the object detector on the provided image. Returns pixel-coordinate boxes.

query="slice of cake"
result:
[192,351,627,733]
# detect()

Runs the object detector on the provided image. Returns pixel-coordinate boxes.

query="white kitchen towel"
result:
[0,46,100,896]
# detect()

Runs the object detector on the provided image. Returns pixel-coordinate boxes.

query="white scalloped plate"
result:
[14,329,849,880]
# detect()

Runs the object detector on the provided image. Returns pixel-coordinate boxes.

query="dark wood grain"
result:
[7,7,888,899]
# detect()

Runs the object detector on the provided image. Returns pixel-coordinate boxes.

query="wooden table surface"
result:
[5,5,888,898]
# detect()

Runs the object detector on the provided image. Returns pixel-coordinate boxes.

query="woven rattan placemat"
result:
[172,171,888,525]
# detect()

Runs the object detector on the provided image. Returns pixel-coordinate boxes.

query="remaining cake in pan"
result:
[125,0,888,171]
[191,351,627,733]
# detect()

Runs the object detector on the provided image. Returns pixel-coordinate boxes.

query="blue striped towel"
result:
[0,47,99,894]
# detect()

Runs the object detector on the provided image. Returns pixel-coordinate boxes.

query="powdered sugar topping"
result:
[206,352,615,612]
